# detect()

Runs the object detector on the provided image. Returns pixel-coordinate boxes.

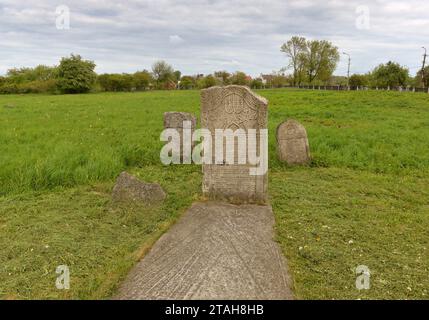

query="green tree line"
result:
[280,36,424,88]
[0,39,427,95]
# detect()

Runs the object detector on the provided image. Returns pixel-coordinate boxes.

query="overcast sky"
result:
[0,0,428,77]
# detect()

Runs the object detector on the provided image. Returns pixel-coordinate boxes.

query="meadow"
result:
[0,89,428,299]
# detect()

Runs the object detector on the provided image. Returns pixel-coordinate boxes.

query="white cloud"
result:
[169,35,184,45]
[0,0,427,76]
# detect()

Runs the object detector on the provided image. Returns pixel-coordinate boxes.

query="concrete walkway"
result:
[115,201,293,300]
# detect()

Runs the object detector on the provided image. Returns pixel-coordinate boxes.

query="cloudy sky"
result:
[0,0,428,77]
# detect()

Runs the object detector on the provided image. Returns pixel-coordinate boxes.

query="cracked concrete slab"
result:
[114,201,293,300]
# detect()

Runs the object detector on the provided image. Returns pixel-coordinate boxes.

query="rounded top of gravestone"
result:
[276,119,308,141]
[201,85,268,106]
[201,85,268,131]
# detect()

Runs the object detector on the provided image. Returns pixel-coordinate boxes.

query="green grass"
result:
[271,167,429,299]
[0,89,428,299]
[1,90,428,196]
[0,165,201,299]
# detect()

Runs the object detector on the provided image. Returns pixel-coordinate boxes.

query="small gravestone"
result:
[164,112,197,161]
[276,119,311,165]
[164,112,197,131]
[201,85,268,204]
[112,172,166,204]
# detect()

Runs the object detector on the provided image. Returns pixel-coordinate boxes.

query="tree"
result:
[281,36,307,85]
[151,60,174,89]
[33,65,58,81]
[179,76,196,89]
[281,37,339,85]
[349,74,369,87]
[121,74,134,91]
[6,65,58,83]
[197,75,218,89]
[57,54,96,93]
[97,73,136,92]
[251,78,264,89]
[271,73,290,88]
[134,70,152,90]
[230,71,250,86]
[173,70,182,83]
[328,75,348,86]
[371,61,409,87]
[97,74,111,91]
[214,71,231,85]
[304,40,340,84]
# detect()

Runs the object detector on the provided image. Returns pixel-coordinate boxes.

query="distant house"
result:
[260,74,275,87]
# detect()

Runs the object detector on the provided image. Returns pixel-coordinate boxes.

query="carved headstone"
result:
[201,86,268,204]
[276,119,311,165]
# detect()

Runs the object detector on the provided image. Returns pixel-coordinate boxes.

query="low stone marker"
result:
[112,172,166,204]
[164,112,197,162]
[201,85,268,204]
[276,119,311,165]
[163,112,197,130]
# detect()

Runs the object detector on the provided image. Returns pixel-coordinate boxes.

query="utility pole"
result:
[343,52,351,88]
[421,47,427,88]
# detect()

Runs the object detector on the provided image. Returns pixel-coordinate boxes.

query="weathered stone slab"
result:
[201,86,268,204]
[112,172,166,204]
[276,119,311,165]
[164,112,197,162]
[164,112,197,130]
[114,202,293,300]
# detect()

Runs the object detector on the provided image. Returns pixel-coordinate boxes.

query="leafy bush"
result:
[0,83,18,94]
[97,74,133,92]
[17,79,58,94]
[0,66,59,94]
[179,76,196,89]
[349,74,369,87]
[251,78,264,89]
[57,54,96,94]
[371,61,409,88]
[197,75,218,89]
[134,70,153,90]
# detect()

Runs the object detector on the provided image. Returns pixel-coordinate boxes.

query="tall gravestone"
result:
[201,86,268,204]
[276,119,311,165]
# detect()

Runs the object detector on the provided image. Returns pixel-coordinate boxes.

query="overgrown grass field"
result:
[0,89,428,299]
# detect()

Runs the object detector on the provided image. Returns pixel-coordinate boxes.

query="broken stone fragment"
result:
[112,172,166,204]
